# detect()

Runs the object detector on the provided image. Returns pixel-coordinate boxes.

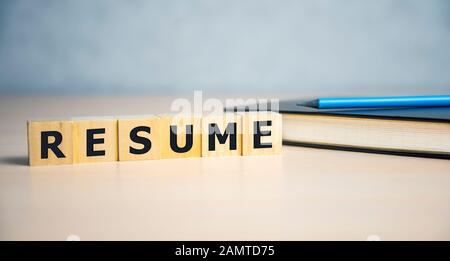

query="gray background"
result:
[0,0,449,95]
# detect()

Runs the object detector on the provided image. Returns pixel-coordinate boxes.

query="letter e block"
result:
[159,115,202,159]
[202,114,242,157]
[241,112,282,156]
[27,120,74,166]
[118,116,161,161]
[73,118,118,164]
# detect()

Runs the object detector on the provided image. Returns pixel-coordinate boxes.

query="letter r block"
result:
[27,120,74,166]
[202,114,242,157]
[159,115,202,159]
[118,116,161,161]
[241,112,282,156]
[73,118,118,164]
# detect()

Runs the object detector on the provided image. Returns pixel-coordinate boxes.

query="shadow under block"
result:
[73,119,118,164]
[241,112,282,156]
[27,120,74,166]
[159,115,202,159]
[118,116,161,161]
[202,114,242,157]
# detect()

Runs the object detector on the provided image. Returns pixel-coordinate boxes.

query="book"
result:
[230,100,450,159]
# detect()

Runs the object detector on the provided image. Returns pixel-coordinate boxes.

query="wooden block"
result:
[159,115,202,159]
[27,120,74,166]
[202,113,242,157]
[241,111,282,156]
[118,116,161,161]
[73,118,118,164]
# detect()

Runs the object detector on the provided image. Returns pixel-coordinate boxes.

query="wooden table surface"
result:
[0,95,449,240]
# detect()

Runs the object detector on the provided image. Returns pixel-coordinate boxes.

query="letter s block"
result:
[241,112,282,156]
[27,120,74,166]
[159,115,202,159]
[118,116,161,161]
[73,118,118,164]
[202,114,242,157]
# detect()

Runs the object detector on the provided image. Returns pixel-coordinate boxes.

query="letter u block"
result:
[241,112,282,156]
[73,118,118,164]
[159,115,202,159]
[118,116,161,161]
[27,120,74,166]
[202,114,242,157]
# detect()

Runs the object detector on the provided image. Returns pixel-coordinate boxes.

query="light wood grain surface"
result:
[0,95,449,240]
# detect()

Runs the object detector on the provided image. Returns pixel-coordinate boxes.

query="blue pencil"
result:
[309,95,450,109]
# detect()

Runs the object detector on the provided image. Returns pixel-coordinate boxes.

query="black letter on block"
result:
[129,126,152,154]
[86,128,105,157]
[41,131,65,159]
[208,122,237,151]
[254,120,272,149]
[170,125,193,153]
